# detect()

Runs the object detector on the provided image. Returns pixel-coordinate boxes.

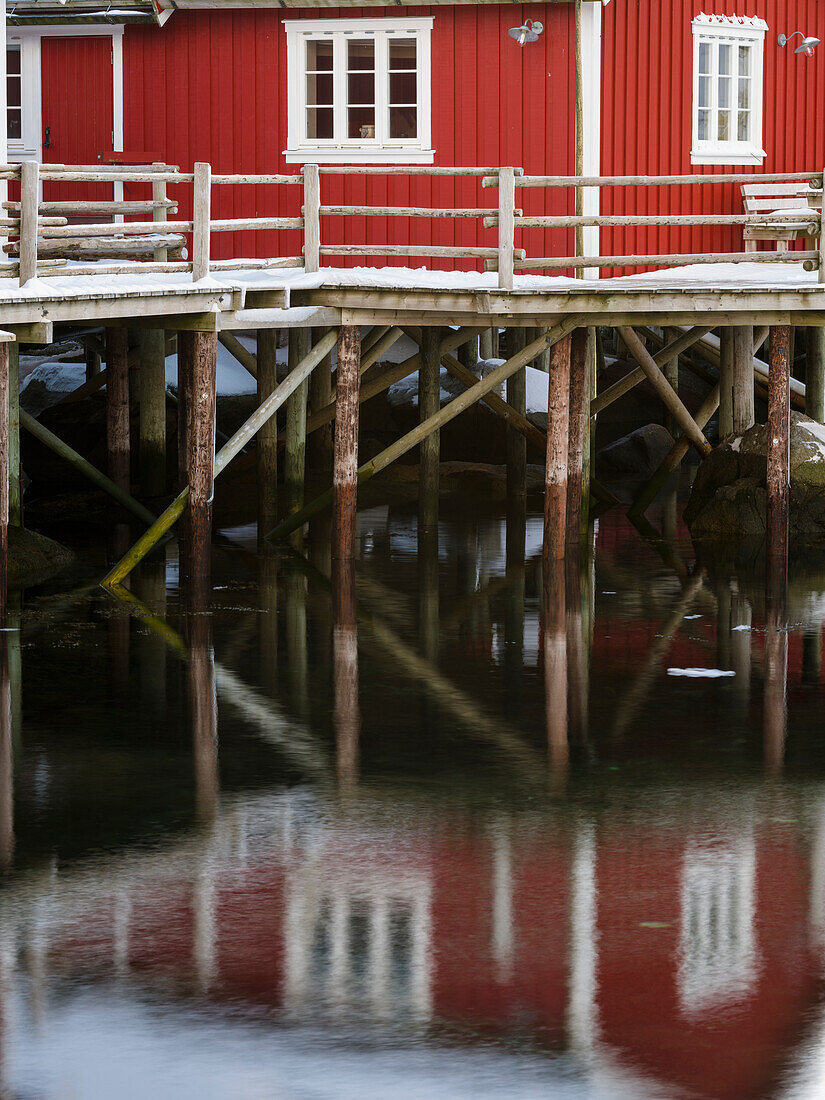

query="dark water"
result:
[2,497,825,1099]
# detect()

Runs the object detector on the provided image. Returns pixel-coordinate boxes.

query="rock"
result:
[8,526,75,588]
[596,423,675,480]
[685,412,825,540]
[20,362,87,417]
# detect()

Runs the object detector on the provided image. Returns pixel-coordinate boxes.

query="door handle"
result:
[43,125,51,150]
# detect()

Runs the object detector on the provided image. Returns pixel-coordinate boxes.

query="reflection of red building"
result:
[19,790,825,1100]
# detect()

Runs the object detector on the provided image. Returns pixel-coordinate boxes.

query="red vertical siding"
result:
[122,5,576,266]
[601,0,825,265]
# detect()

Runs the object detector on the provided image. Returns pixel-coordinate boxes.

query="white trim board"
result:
[580,0,602,278]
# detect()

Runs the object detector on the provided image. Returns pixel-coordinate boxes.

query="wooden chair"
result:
[741,182,820,251]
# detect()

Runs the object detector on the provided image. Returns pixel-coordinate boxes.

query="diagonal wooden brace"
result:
[592,325,714,415]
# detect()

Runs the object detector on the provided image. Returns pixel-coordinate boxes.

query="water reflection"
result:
[7,504,825,1097]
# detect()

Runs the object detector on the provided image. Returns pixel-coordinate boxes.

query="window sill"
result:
[284,148,436,165]
[690,147,767,166]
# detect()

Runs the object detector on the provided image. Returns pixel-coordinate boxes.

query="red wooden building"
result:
[2,0,824,265]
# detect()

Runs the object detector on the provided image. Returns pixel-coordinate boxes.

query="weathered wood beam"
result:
[591,325,713,415]
[333,327,361,561]
[545,334,571,562]
[767,326,791,593]
[105,328,130,493]
[138,329,167,496]
[419,328,441,530]
[567,328,589,550]
[218,331,257,379]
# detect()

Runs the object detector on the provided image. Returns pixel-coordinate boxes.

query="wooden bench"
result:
[741,182,820,251]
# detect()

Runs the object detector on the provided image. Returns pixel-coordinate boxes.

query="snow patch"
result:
[667,668,736,678]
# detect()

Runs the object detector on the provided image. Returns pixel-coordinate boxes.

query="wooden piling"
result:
[256,328,279,541]
[182,331,218,595]
[8,343,19,528]
[419,327,441,531]
[308,325,334,468]
[479,328,494,361]
[187,609,218,824]
[732,325,755,436]
[0,344,9,612]
[566,328,589,551]
[807,327,825,423]
[332,325,361,561]
[766,325,791,594]
[544,554,568,787]
[106,328,130,494]
[545,334,572,562]
[719,328,735,440]
[85,344,102,382]
[138,328,167,497]
[458,332,479,369]
[285,328,310,547]
[507,328,528,501]
[661,327,679,437]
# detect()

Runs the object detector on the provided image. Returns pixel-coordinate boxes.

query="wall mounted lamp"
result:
[778,31,821,57]
[508,19,544,46]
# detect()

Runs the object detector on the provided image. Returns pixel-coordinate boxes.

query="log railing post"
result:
[152,164,168,264]
[18,161,39,287]
[192,162,211,281]
[303,163,321,274]
[820,167,825,285]
[497,167,516,291]
[766,325,791,594]
[332,326,361,560]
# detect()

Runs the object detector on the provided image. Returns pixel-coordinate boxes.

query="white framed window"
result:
[284,17,434,164]
[691,14,767,166]
[6,36,41,161]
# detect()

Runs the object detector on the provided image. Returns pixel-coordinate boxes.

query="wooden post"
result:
[106,328,130,494]
[309,325,334,468]
[807,328,825,423]
[332,326,361,561]
[85,345,101,382]
[498,167,516,292]
[152,170,168,264]
[479,329,494,360]
[567,328,589,550]
[662,327,678,437]
[419,327,441,531]
[766,325,791,595]
[182,331,218,595]
[545,334,572,562]
[732,325,755,436]
[192,162,211,282]
[458,332,479,369]
[18,161,39,287]
[719,328,735,440]
[8,343,19,528]
[507,328,527,501]
[0,345,9,612]
[257,328,279,541]
[138,329,167,497]
[285,328,310,547]
[303,163,321,274]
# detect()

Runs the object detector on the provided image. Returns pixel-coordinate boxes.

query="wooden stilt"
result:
[332,326,361,561]
[419,327,441,531]
[507,328,527,501]
[807,328,825,424]
[332,556,359,792]
[662,327,678,437]
[256,328,279,542]
[8,343,19,528]
[285,328,310,547]
[719,328,735,440]
[106,328,130,494]
[0,345,9,613]
[309,325,334,469]
[545,334,572,562]
[766,325,791,594]
[566,328,588,551]
[479,328,494,361]
[138,329,167,497]
[182,331,218,596]
[458,332,479,369]
[732,325,755,436]
[85,344,101,382]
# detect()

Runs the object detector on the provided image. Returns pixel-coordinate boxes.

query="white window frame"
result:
[691,14,767,166]
[284,17,434,165]
[5,26,124,164]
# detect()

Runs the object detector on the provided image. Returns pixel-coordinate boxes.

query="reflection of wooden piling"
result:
[333,557,359,792]
[507,328,527,502]
[0,345,8,612]
[106,328,130,494]
[332,326,361,561]
[766,325,791,594]
[0,639,13,869]
[257,328,279,543]
[286,328,310,548]
[138,329,167,497]
[182,331,218,596]
[187,611,218,826]
[285,565,309,721]
[504,508,526,715]
[763,598,788,778]
[567,329,588,552]
[420,327,441,531]
[135,559,167,716]
[545,334,571,562]
[8,343,19,529]
[258,548,279,696]
[418,523,439,664]
[544,556,568,787]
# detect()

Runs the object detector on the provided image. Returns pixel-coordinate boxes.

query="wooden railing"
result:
[0,161,822,291]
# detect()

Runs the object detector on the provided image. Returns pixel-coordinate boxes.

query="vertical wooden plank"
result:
[545,334,571,562]
[256,328,279,542]
[567,328,589,550]
[506,328,527,502]
[106,328,130,494]
[8,344,20,529]
[766,325,791,595]
[497,167,516,291]
[183,331,218,595]
[332,325,361,561]
[807,328,825,423]
[192,161,212,281]
[285,328,310,547]
[138,329,167,497]
[732,324,755,436]
[302,163,321,274]
[419,327,441,532]
[18,161,39,287]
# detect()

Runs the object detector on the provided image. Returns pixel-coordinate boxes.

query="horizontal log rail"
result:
[6,160,825,290]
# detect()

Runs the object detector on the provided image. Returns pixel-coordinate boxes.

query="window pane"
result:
[348,71,374,105]
[719,44,731,75]
[697,108,709,142]
[348,106,375,139]
[698,42,710,73]
[718,109,730,141]
[738,110,750,141]
[738,78,749,110]
[739,45,750,76]
[390,106,417,139]
[698,75,710,108]
[307,72,333,106]
[389,38,416,69]
[6,47,20,76]
[306,107,333,140]
[7,76,20,109]
[348,40,374,71]
[306,40,333,72]
[718,76,730,108]
[7,108,20,141]
[390,72,417,105]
